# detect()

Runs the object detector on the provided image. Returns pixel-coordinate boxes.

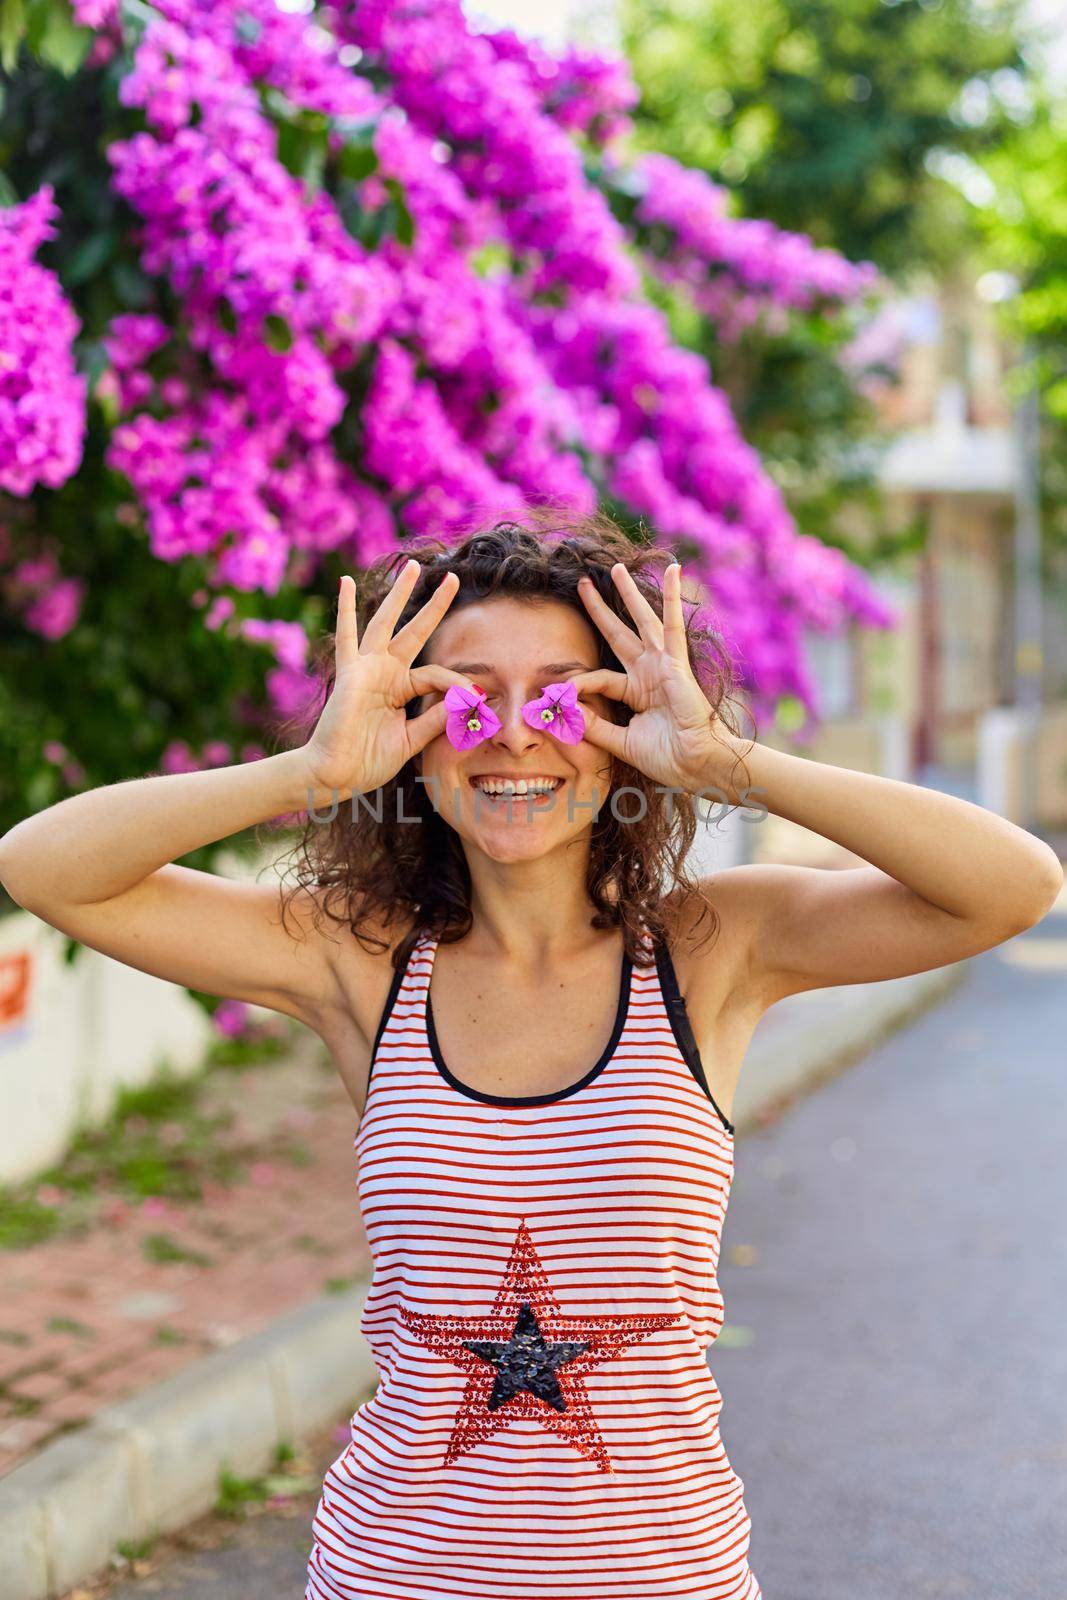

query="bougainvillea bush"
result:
[0,0,894,852]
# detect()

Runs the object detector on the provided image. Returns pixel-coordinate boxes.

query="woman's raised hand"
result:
[299,561,468,801]
[571,562,725,793]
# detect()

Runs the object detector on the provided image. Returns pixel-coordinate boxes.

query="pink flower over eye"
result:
[521,681,585,744]
[443,683,503,750]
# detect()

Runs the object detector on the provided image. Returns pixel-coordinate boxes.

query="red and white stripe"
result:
[305,931,761,1600]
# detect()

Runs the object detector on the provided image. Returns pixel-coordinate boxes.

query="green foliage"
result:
[1,0,92,76]
[141,1230,214,1266]
[115,1535,158,1563]
[153,1323,192,1344]
[0,1038,317,1250]
[624,0,1026,274]
[979,100,1067,548]
[622,0,1030,563]
[215,1465,273,1518]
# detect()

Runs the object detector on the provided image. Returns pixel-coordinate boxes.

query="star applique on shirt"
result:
[398,1218,683,1473]
[464,1300,588,1412]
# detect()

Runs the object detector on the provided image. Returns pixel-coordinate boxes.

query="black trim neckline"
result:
[425,937,633,1107]
[653,938,735,1135]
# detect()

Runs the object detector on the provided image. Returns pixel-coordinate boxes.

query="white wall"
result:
[0,910,212,1187]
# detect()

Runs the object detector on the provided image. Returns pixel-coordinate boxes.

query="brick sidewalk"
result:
[0,1034,371,1479]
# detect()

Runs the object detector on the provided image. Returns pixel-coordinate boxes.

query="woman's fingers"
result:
[335,574,359,671]
[406,663,473,703]
[578,704,630,763]
[361,557,421,653]
[610,562,665,651]
[576,575,643,666]
[391,571,460,665]
[405,698,452,760]
[569,668,633,704]
[661,562,689,666]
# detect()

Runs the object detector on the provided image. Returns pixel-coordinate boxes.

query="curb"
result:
[0,1288,377,1600]
[0,959,967,1600]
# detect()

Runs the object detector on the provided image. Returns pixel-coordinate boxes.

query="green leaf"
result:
[109,259,155,309]
[383,177,415,248]
[65,229,117,287]
[218,299,238,334]
[0,0,26,74]
[273,115,327,189]
[119,0,158,36]
[338,139,378,182]
[36,3,92,76]
[264,312,294,353]
[774,694,807,734]
[262,1473,319,1496]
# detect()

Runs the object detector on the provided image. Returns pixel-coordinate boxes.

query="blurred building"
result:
[785,276,1067,844]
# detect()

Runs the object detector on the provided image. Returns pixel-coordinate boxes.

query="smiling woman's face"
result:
[416,595,616,863]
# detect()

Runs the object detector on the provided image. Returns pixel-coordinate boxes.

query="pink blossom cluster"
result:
[110,18,391,438]
[42,0,896,728]
[484,31,639,148]
[160,737,233,774]
[372,116,596,515]
[520,292,892,709]
[239,616,320,722]
[71,0,119,29]
[362,340,527,536]
[332,0,891,714]
[627,155,881,341]
[0,547,84,640]
[42,739,87,787]
[102,4,399,592]
[0,188,87,498]
[338,0,638,299]
[840,297,910,392]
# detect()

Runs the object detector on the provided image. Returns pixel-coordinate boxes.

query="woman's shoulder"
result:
[293,893,425,1112]
[656,866,774,1005]
[296,884,423,1033]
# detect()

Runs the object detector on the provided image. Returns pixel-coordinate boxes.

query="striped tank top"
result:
[305,926,761,1600]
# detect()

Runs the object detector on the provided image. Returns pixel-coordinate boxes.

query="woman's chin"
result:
[462,807,576,862]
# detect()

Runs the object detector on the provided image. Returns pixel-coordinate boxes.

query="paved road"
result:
[712,912,1067,1599]
[102,908,1067,1599]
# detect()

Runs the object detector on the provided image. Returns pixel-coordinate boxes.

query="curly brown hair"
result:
[274,508,752,972]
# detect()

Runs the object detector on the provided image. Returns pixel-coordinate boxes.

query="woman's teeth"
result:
[471,777,563,796]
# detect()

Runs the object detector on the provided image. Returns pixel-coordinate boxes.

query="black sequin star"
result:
[462,1302,589,1413]
[398,1219,684,1471]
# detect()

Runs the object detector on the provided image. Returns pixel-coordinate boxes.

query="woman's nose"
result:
[489,693,541,752]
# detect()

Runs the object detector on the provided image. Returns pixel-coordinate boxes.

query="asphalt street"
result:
[101,903,1067,1600]
[712,910,1067,1598]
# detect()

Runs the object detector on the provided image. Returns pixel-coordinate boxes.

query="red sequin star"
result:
[398,1218,683,1473]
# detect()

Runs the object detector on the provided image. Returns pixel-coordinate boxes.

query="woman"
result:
[0,514,1060,1600]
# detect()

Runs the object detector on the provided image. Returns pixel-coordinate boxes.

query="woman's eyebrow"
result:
[446,660,592,677]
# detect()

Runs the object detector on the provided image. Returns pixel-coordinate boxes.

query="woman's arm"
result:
[571,559,1063,1008]
[0,563,470,1029]
[0,749,344,1025]
[694,729,1064,1004]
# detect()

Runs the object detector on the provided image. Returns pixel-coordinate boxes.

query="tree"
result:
[621,0,1028,556]
[979,98,1067,551]
[624,0,1025,273]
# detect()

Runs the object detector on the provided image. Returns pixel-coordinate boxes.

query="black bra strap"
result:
[653,937,735,1135]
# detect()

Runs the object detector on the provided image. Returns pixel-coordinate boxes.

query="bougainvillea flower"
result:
[444,683,503,750]
[521,681,585,744]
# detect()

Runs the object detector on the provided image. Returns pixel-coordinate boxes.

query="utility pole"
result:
[1013,346,1044,829]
